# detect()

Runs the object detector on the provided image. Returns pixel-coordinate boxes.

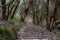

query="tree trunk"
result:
[6,0,15,20]
[11,0,20,18]
[46,0,49,30]
[21,0,33,22]
[1,0,6,20]
[49,2,57,31]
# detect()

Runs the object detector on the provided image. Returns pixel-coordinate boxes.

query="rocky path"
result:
[16,23,59,40]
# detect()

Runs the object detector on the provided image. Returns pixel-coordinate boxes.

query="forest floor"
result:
[0,20,60,40]
[17,23,59,40]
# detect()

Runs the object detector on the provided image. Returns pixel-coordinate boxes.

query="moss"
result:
[0,26,16,40]
[0,26,5,36]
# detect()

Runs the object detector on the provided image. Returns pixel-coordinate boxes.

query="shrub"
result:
[0,26,16,40]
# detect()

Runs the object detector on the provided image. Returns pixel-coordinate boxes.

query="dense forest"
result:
[0,0,60,40]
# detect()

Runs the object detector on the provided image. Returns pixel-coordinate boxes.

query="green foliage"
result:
[39,20,46,27]
[5,27,16,40]
[54,29,60,39]
[0,26,16,40]
[8,13,21,24]
[0,13,2,17]
[0,36,6,40]
[8,18,15,24]
[14,13,21,21]
[6,0,10,4]
[0,26,6,40]
[0,26,5,36]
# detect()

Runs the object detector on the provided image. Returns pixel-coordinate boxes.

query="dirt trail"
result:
[16,23,59,40]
